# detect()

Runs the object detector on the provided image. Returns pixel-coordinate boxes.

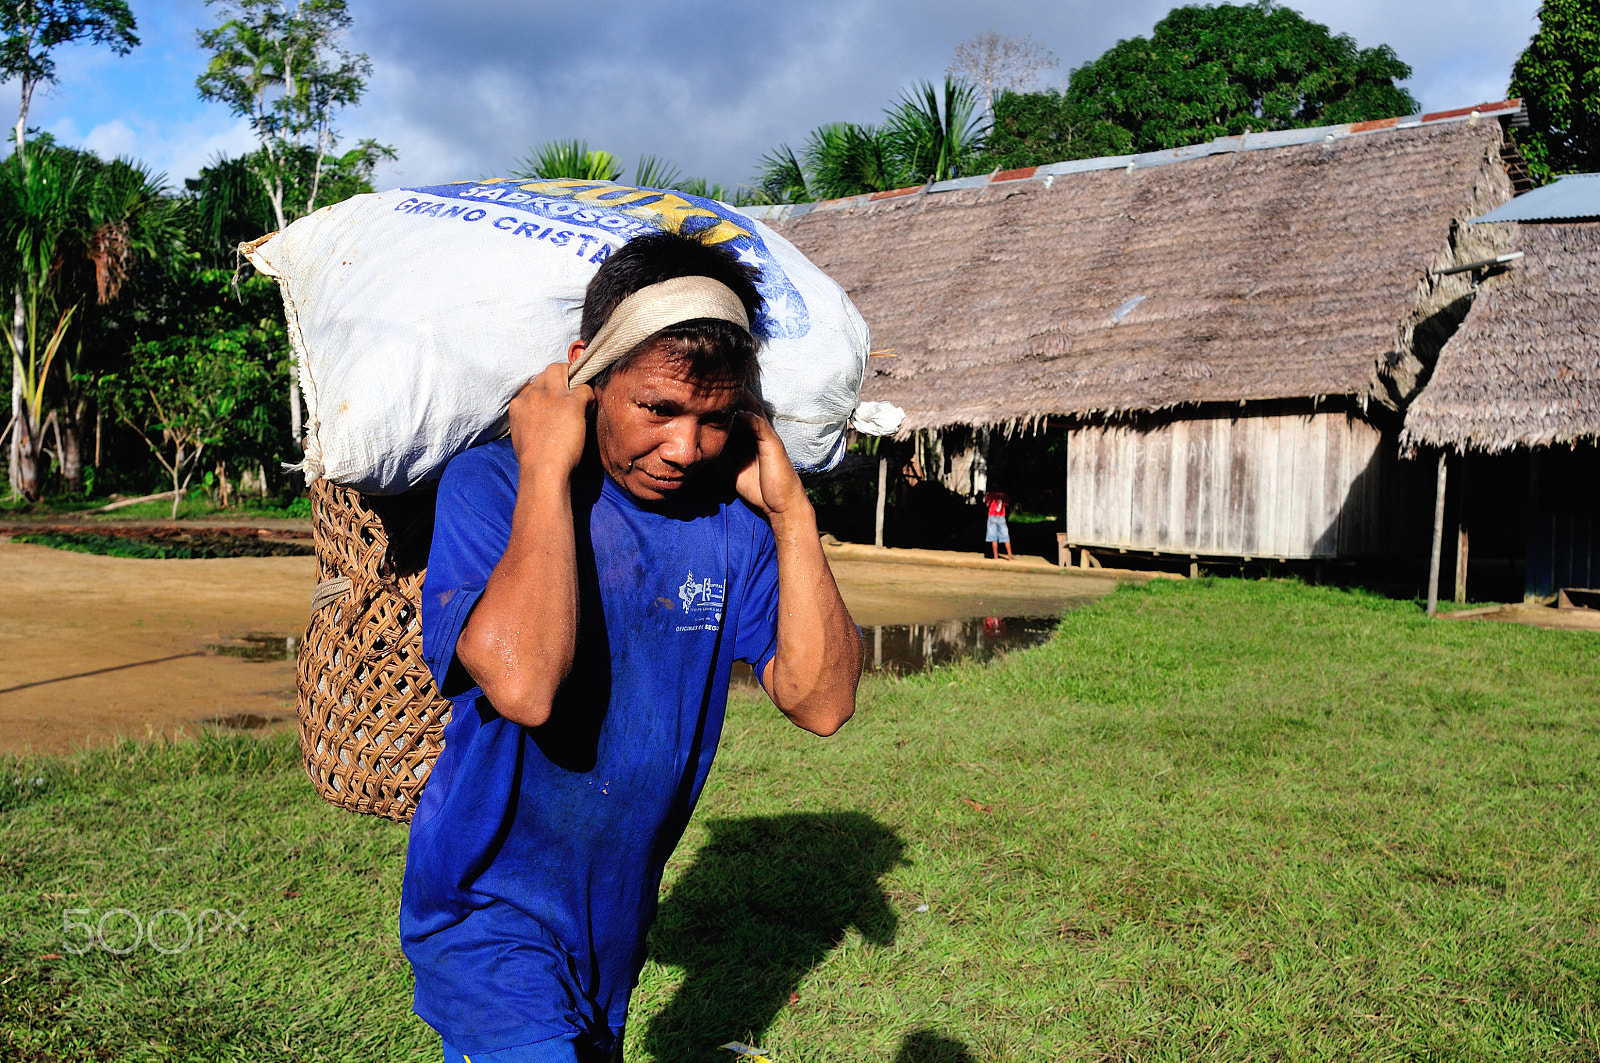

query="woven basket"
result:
[296,480,449,821]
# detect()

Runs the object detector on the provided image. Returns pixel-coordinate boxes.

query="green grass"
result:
[8,532,313,559]
[2,579,1597,1061]
[0,494,310,522]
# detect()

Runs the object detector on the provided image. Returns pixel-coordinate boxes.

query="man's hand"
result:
[732,410,808,520]
[509,361,593,478]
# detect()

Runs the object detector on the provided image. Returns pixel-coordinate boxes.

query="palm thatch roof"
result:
[758,118,1517,433]
[1401,220,1600,453]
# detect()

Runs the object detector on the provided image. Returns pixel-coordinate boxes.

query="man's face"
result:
[592,342,745,502]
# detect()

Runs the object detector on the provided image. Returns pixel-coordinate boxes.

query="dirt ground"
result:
[0,541,1115,756]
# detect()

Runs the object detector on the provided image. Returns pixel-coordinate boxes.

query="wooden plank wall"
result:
[1065,403,1404,559]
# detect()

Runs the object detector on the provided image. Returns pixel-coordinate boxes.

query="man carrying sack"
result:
[399,231,862,1062]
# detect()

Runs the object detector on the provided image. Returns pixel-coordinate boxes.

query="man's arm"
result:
[453,363,593,727]
[735,412,861,736]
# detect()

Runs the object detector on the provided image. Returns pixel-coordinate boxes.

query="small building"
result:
[749,101,1531,566]
[1401,176,1600,602]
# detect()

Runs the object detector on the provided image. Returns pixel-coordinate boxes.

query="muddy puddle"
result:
[862,615,1059,674]
[208,633,300,661]
[733,614,1059,686]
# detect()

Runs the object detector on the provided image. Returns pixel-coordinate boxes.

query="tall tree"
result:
[0,142,86,499]
[0,1,137,154]
[977,89,1134,171]
[196,0,381,446]
[196,0,372,229]
[948,30,1058,118]
[0,0,137,495]
[54,153,184,491]
[1510,0,1600,182]
[1066,1,1419,154]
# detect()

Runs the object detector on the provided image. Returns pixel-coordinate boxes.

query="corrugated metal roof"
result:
[1470,173,1600,223]
[740,98,1525,223]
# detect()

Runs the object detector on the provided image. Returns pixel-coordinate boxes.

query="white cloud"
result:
[10,0,1554,192]
[48,110,256,187]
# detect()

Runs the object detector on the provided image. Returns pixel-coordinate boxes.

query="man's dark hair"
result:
[580,230,765,388]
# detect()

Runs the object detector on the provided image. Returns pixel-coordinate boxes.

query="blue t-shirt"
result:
[400,439,780,1054]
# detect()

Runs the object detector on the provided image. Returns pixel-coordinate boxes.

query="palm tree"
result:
[0,144,183,498]
[803,122,901,200]
[0,143,86,500]
[754,78,987,203]
[56,155,184,490]
[885,78,986,184]
[512,140,623,182]
[755,145,811,203]
[188,152,275,268]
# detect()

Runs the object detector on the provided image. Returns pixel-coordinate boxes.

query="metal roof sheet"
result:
[1470,172,1600,223]
[738,99,1526,222]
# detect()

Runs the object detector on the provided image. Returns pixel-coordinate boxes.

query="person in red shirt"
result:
[985,488,1013,560]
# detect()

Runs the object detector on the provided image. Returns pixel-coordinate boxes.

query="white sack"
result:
[246,178,877,494]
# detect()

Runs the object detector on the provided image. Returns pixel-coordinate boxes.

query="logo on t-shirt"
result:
[676,571,724,632]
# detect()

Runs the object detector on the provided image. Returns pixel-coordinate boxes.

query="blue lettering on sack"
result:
[405,178,811,339]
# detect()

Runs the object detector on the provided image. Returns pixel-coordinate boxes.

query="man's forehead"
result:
[617,350,744,404]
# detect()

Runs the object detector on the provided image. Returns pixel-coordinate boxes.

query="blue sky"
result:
[20,0,1544,194]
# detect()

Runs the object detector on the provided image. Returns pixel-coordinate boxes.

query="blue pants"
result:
[985,514,1010,543]
[444,1031,621,1063]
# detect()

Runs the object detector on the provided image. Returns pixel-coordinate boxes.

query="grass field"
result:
[2,578,1596,1062]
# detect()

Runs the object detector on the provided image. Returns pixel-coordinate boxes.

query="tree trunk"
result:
[9,288,23,496]
[14,408,42,501]
[7,359,18,496]
[60,414,83,493]
[290,362,302,443]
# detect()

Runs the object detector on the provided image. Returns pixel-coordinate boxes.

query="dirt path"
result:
[0,541,1117,756]
[0,543,315,755]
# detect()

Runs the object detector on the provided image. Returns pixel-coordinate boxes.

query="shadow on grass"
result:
[642,811,905,1060]
[892,1029,980,1061]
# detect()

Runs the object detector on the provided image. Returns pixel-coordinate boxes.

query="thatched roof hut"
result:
[750,105,1522,434]
[751,102,1534,566]
[1401,221,1600,453]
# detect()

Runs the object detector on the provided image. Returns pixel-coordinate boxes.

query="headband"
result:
[567,274,752,388]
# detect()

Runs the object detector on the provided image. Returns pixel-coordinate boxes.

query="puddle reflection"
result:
[865,616,1058,674]
[731,615,1058,687]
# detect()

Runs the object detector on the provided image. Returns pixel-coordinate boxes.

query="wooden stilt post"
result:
[1428,451,1448,616]
[874,455,887,549]
[1455,458,1470,605]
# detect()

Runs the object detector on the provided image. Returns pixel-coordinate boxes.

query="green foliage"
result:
[1510,0,1600,182]
[883,78,986,185]
[802,122,899,200]
[185,140,389,266]
[631,154,683,190]
[512,139,624,182]
[1066,0,1420,154]
[94,269,281,518]
[759,77,988,203]
[8,530,312,558]
[1,580,1598,1059]
[754,144,809,204]
[195,0,381,227]
[976,88,1134,170]
[0,0,138,143]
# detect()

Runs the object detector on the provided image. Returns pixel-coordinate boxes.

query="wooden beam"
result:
[874,455,887,549]
[1455,457,1470,605]
[1427,451,1448,616]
